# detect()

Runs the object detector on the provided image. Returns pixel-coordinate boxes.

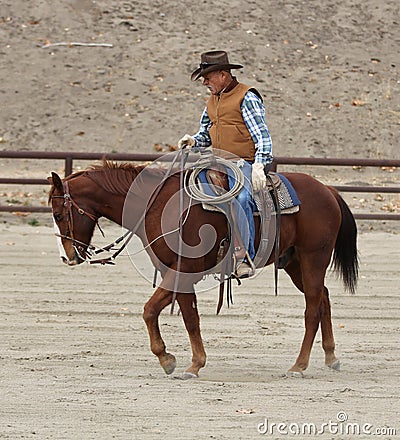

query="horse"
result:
[48,155,358,379]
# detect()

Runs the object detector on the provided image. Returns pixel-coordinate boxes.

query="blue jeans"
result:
[198,160,257,260]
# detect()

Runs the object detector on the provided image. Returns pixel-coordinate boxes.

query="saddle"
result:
[203,166,300,312]
[204,166,278,267]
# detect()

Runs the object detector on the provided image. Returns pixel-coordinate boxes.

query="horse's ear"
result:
[49,172,64,192]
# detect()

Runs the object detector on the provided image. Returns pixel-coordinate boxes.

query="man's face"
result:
[202,70,229,95]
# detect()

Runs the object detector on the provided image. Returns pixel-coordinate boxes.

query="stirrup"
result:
[234,252,256,279]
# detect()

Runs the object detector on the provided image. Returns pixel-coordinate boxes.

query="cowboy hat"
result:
[191,50,243,81]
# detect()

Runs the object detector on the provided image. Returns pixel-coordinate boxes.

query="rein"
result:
[51,149,192,265]
[51,178,140,264]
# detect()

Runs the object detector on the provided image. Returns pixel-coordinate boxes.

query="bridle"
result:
[51,180,118,264]
[51,180,146,265]
[56,180,99,225]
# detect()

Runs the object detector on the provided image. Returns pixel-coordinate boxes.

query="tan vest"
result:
[207,83,256,161]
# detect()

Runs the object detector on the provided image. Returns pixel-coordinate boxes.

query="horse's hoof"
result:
[173,371,199,380]
[181,371,199,380]
[285,370,304,378]
[161,353,177,375]
[327,359,341,371]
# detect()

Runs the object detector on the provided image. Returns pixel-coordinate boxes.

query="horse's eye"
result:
[54,213,63,222]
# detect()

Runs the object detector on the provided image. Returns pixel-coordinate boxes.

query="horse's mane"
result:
[49,160,177,199]
[78,161,146,195]
[65,160,171,195]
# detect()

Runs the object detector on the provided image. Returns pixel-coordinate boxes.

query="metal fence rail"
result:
[0,150,399,220]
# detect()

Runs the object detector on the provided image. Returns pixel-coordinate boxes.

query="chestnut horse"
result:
[48,158,358,378]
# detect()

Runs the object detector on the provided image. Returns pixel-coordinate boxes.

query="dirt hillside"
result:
[1,0,399,159]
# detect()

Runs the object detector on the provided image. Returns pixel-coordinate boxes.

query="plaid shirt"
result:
[193,90,273,165]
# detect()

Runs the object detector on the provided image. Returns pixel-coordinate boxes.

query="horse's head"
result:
[48,172,98,265]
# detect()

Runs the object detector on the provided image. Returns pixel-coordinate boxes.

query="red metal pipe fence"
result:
[0,150,399,220]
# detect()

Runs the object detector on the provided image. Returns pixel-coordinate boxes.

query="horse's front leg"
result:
[143,286,176,375]
[176,292,206,379]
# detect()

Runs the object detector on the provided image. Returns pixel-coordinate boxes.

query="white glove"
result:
[251,162,267,192]
[178,134,195,149]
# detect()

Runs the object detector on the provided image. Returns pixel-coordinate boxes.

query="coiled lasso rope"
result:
[184,156,244,204]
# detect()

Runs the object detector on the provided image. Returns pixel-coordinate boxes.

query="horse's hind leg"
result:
[284,253,329,376]
[176,293,206,379]
[283,257,315,375]
[321,287,340,370]
[285,257,340,374]
[143,286,176,375]
[290,289,322,375]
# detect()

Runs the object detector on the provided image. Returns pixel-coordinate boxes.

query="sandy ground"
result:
[0,223,399,439]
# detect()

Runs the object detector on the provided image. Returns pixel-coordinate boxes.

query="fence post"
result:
[65,156,73,177]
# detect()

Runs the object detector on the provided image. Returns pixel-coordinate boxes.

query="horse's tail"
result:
[329,187,359,294]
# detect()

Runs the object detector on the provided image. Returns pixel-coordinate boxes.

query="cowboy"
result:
[178,50,273,278]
